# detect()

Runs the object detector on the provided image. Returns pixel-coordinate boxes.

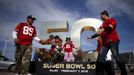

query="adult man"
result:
[88,10,127,75]
[12,15,45,75]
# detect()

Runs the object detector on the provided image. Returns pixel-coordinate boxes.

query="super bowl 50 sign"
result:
[34,62,96,75]
[31,18,103,75]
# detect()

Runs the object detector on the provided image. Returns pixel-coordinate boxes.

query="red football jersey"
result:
[45,38,53,44]
[100,18,119,45]
[63,42,75,52]
[15,22,37,45]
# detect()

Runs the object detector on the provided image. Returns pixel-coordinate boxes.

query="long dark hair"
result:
[100,10,109,17]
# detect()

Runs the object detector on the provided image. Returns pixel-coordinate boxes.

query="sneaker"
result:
[24,73,31,75]
[27,73,31,75]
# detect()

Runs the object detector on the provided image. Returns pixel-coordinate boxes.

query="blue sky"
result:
[0,0,134,59]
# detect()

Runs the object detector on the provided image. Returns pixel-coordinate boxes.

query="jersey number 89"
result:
[23,26,34,36]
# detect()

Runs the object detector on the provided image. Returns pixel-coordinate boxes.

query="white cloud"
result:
[85,0,134,22]
[0,22,15,43]
[1,0,80,22]
[82,40,96,47]
[81,41,97,51]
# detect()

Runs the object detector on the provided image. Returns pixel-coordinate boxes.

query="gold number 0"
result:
[71,18,102,47]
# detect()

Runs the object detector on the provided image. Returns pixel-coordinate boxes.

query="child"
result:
[49,35,63,64]
[45,35,54,44]
[63,37,76,62]
[49,35,62,59]
[54,35,63,53]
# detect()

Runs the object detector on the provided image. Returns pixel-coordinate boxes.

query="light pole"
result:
[2,37,9,56]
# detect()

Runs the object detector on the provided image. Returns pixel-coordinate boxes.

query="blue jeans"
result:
[96,40,127,75]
